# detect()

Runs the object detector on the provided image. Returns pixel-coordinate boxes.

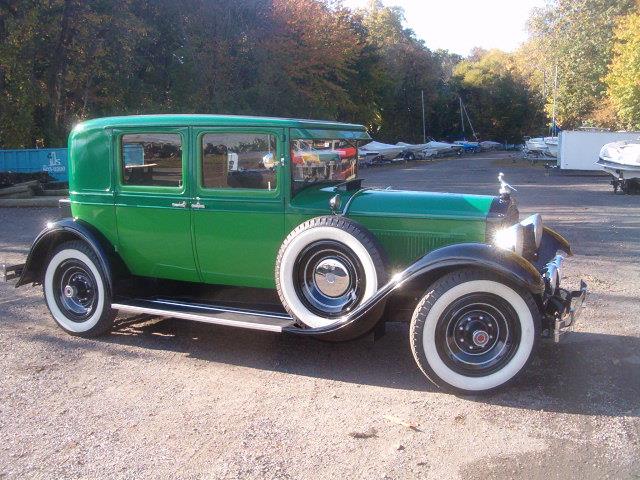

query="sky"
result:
[342,0,547,56]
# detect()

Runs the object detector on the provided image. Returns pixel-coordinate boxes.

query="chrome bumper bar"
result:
[553,280,588,342]
[2,263,24,282]
[542,255,588,342]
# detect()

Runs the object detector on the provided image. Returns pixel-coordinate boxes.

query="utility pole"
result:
[421,90,426,143]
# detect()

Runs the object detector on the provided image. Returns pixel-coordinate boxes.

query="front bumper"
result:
[2,263,24,282]
[542,255,588,342]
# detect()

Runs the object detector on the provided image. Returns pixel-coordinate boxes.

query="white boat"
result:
[425,141,463,156]
[480,141,502,151]
[359,141,405,160]
[524,137,556,158]
[544,137,558,157]
[597,140,640,193]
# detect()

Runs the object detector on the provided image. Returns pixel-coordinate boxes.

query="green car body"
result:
[67,114,497,289]
[5,114,587,393]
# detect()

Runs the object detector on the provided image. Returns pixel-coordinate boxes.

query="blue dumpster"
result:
[0,148,68,181]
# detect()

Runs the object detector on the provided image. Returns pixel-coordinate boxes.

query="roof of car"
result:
[74,114,367,131]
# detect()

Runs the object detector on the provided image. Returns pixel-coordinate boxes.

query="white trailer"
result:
[558,130,640,171]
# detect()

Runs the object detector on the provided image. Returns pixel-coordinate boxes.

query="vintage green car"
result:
[3,115,587,393]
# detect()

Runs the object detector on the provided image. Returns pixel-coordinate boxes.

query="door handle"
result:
[191,200,205,209]
[171,201,187,208]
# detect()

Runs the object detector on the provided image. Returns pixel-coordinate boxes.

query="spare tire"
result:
[276,216,388,328]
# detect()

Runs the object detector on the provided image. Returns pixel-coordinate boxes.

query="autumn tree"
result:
[605,5,640,130]
[524,0,636,129]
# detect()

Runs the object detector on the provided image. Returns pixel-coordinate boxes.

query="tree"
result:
[524,0,636,129]
[605,5,640,130]
[452,50,545,142]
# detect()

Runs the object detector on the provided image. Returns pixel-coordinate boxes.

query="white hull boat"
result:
[524,137,557,159]
[597,140,640,193]
[359,141,405,160]
[480,141,501,151]
[544,137,558,157]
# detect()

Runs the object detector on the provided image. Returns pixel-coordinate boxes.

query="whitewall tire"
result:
[276,216,387,328]
[410,269,539,393]
[43,241,115,337]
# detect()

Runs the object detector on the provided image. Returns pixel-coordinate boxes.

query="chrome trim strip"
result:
[150,298,292,320]
[112,302,294,332]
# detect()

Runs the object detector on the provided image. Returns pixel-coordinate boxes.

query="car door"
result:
[114,127,199,282]
[191,127,285,288]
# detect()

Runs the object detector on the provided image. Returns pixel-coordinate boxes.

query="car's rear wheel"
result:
[410,269,539,393]
[43,241,115,337]
[276,216,387,329]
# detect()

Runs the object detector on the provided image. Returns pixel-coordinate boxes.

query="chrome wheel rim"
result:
[435,293,521,377]
[294,240,364,317]
[53,259,98,322]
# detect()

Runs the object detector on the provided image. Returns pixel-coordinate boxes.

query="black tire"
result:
[275,216,387,329]
[409,269,540,394]
[43,240,115,337]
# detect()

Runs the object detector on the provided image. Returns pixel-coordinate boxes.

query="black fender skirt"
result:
[16,217,118,294]
[284,242,545,341]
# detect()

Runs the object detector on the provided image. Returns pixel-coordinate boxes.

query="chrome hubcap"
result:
[472,329,490,347]
[313,258,350,298]
[294,240,365,318]
[63,285,77,298]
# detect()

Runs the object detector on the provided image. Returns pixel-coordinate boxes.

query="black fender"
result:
[533,227,572,270]
[16,218,124,295]
[284,242,545,341]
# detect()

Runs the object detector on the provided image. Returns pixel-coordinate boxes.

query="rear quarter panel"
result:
[67,124,117,248]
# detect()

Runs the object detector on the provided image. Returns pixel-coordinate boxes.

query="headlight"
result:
[494,223,524,256]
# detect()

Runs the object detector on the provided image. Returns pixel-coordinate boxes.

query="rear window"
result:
[121,133,182,187]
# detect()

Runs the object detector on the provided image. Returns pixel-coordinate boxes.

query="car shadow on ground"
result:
[62,315,640,418]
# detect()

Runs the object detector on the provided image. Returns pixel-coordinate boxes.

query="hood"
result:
[345,188,495,220]
[291,184,496,221]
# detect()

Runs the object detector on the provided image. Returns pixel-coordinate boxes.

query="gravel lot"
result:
[1,152,638,479]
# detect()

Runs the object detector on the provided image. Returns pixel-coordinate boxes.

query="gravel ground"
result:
[0,152,638,479]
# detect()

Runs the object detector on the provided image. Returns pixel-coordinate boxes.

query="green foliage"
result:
[5,0,636,147]
[452,50,545,142]
[524,0,636,129]
[605,7,640,130]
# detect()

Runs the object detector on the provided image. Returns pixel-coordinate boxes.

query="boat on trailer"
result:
[597,140,640,193]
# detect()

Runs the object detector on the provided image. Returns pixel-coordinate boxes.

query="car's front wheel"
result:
[410,269,539,393]
[43,241,115,337]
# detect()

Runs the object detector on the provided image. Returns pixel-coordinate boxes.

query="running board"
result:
[112,298,295,333]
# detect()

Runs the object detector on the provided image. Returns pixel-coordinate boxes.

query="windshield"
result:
[291,139,358,189]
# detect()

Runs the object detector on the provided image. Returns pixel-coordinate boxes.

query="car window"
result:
[201,133,277,191]
[121,133,182,187]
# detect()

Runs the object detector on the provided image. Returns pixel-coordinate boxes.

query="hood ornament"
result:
[498,172,517,197]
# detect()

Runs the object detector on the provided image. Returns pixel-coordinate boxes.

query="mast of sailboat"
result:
[551,64,558,136]
[459,98,478,141]
[460,97,465,139]
[421,90,426,143]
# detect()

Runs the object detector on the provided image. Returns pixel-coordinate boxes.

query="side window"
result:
[121,133,182,187]
[201,133,277,191]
